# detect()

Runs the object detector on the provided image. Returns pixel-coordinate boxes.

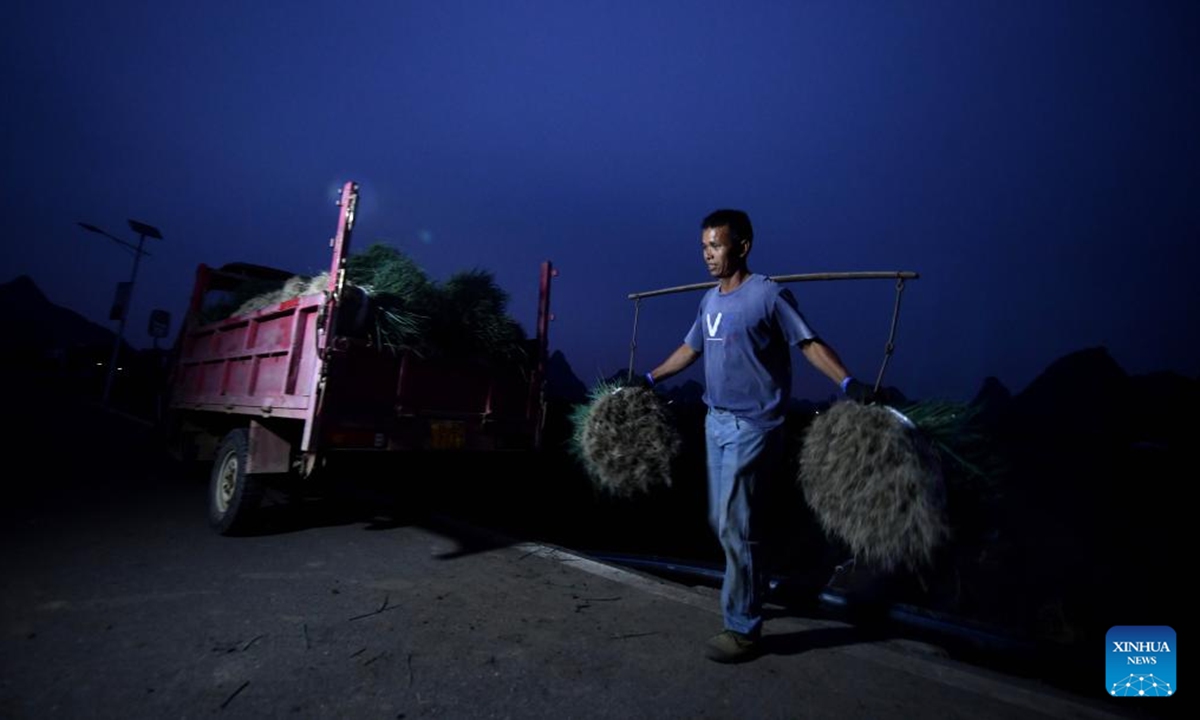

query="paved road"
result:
[1,409,1183,719]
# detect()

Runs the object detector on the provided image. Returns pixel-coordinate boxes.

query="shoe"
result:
[704,630,759,663]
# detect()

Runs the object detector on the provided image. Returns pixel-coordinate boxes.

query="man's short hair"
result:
[701,209,753,246]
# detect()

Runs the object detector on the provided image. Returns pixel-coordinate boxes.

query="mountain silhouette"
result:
[0,275,130,358]
[972,345,1198,448]
[544,349,588,403]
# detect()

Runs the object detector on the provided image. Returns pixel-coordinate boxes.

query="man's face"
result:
[701,225,746,279]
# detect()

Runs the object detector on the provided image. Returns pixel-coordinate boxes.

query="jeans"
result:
[705,408,784,637]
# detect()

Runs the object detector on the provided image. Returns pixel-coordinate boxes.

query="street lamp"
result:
[78,219,163,406]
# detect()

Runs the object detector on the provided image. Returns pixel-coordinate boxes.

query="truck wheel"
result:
[208,428,263,535]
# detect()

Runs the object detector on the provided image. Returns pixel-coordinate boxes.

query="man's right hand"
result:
[844,378,875,404]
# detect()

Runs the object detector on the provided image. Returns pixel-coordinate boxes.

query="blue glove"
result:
[626,372,655,390]
[841,377,874,403]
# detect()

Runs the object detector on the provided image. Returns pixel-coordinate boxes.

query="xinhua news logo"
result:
[1107,626,1175,697]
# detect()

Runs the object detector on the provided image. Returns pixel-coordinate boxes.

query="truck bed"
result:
[171,291,324,419]
[165,181,551,463]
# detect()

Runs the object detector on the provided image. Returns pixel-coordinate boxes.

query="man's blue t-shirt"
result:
[684,274,817,428]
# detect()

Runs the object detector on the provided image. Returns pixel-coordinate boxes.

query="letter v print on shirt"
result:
[706,312,723,338]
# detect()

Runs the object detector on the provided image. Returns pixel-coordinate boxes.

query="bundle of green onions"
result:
[798,397,1003,573]
[799,401,947,572]
[569,380,682,497]
[344,242,435,354]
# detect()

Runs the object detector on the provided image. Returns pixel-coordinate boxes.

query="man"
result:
[643,209,870,663]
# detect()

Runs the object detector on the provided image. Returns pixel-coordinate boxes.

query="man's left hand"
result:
[624,372,655,391]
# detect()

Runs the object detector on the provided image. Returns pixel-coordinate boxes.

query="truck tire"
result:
[208,428,263,535]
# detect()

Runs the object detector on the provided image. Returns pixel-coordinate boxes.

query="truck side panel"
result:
[315,345,538,452]
[172,294,323,419]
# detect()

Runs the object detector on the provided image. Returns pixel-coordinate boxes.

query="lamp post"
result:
[78,219,163,406]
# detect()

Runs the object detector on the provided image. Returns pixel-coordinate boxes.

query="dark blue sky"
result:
[3,1,1197,401]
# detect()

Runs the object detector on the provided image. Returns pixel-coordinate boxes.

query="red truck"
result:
[164,182,555,534]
